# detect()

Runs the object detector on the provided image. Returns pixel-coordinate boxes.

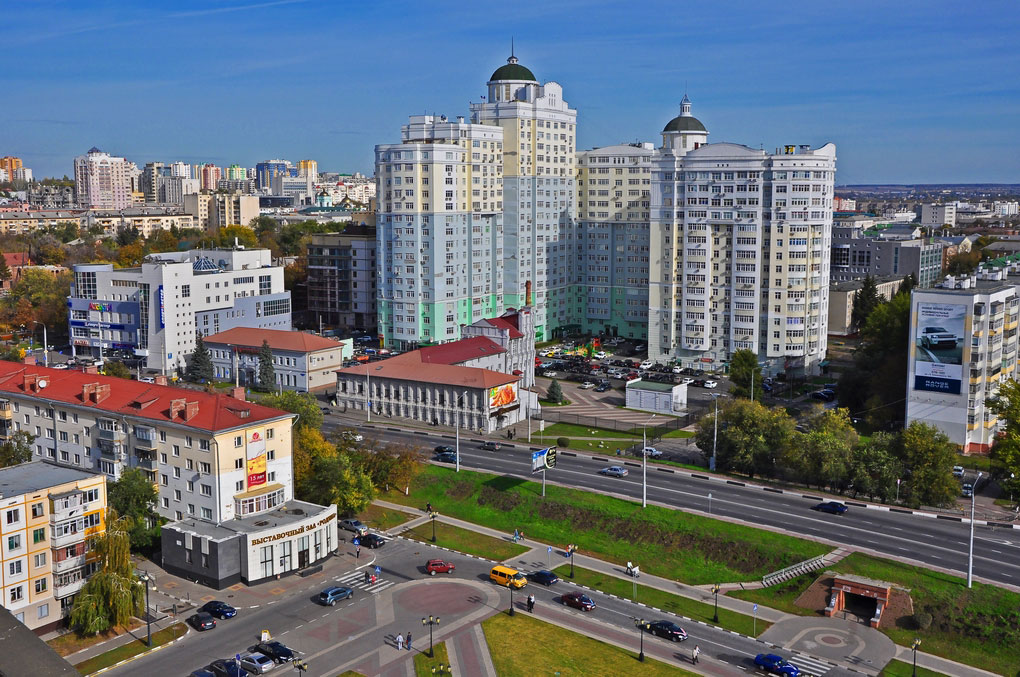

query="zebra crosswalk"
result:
[334,568,396,594]
[790,653,835,677]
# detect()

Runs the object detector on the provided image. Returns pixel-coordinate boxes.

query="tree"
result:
[218,225,258,248]
[788,408,858,491]
[545,379,563,404]
[0,431,34,468]
[69,510,144,636]
[0,256,11,283]
[257,390,323,431]
[115,226,141,247]
[146,229,179,254]
[116,242,146,267]
[107,469,162,551]
[986,377,1020,502]
[187,334,214,383]
[847,433,902,502]
[346,440,423,494]
[0,269,72,335]
[728,349,763,399]
[694,399,794,478]
[292,428,374,513]
[900,421,960,508]
[850,275,881,333]
[897,273,918,297]
[49,221,79,243]
[102,361,132,379]
[257,340,275,392]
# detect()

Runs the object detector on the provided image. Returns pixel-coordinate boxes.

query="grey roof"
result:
[163,500,334,542]
[0,607,78,676]
[626,379,679,392]
[662,115,707,133]
[0,461,99,499]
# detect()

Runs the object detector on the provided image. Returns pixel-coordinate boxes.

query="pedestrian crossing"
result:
[790,653,835,677]
[334,568,396,594]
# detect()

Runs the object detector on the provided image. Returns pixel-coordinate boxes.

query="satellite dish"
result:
[37,379,48,389]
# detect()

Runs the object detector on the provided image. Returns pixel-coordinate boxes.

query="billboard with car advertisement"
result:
[489,382,518,409]
[913,302,966,394]
[246,429,267,487]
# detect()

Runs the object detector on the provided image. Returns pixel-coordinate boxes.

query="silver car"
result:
[339,519,368,536]
[239,652,276,674]
[920,326,958,349]
[599,466,629,477]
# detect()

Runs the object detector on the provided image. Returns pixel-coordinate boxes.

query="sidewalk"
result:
[52,613,182,669]
[893,644,1000,677]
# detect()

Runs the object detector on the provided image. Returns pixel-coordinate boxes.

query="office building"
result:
[68,247,291,374]
[575,142,654,339]
[0,362,337,590]
[0,461,106,633]
[169,162,191,179]
[255,160,295,190]
[921,203,957,229]
[830,224,943,288]
[469,53,578,341]
[272,173,314,204]
[73,147,138,210]
[906,268,1020,453]
[203,327,350,392]
[647,96,837,374]
[375,114,504,349]
[184,192,260,231]
[306,228,378,334]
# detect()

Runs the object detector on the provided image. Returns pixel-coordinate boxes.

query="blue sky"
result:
[3,0,1018,184]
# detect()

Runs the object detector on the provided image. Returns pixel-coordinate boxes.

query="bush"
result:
[556,437,570,448]
[913,611,933,630]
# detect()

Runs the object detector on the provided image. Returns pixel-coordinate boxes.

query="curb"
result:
[78,623,190,676]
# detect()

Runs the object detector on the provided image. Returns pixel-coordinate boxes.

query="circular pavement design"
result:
[758,615,897,672]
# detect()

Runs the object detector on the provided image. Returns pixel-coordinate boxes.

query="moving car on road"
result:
[251,641,295,664]
[952,465,965,478]
[703,380,718,389]
[812,501,848,515]
[755,653,801,677]
[360,533,386,548]
[434,445,455,454]
[642,620,688,642]
[425,559,456,575]
[599,466,629,477]
[527,569,560,586]
[480,441,501,451]
[188,612,216,631]
[199,600,236,619]
[561,592,596,611]
[962,483,974,498]
[594,382,611,392]
[490,565,528,588]
[434,451,457,463]
[318,586,354,606]
[339,519,369,536]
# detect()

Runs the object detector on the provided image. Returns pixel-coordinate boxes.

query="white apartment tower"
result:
[648,97,836,374]
[375,115,505,348]
[470,53,578,342]
[74,147,138,210]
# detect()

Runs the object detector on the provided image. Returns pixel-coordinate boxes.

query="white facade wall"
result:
[73,149,136,210]
[921,203,957,228]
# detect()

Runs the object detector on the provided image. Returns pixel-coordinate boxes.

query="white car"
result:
[703,380,718,389]
[51,363,69,370]
[952,465,965,478]
[920,326,959,350]
[578,382,595,389]
[672,366,683,374]
[239,652,276,674]
[341,430,364,443]
[680,377,694,385]
[639,360,654,370]
[642,447,662,458]
[593,351,607,359]
[599,466,629,477]
[544,371,559,377]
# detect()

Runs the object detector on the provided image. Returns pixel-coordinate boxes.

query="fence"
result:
[530,406,708,442]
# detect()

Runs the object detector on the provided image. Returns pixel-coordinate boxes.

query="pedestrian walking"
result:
[364,571,370,584]
[513,528,519,543]
[406,632,412,651]
[527,594,535,613]
[356,545,361,559]
[426,502,433,513]
[693,645,700,664]
[396,633,404,650]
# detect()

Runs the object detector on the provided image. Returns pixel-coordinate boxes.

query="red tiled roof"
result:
[0,361,293,432]
[337,350,517,389]
[2,252,29,268]
[484,314,524,339]
[418,337,505,365]
[203,327,344,354]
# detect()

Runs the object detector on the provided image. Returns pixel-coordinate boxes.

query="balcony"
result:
[135,453,157,471]
[98,427,126,443]
[53,553,86,574]
[98,440,125,461]
[134,427,157,451]
[0,400,12,420]
[51,528,86,549]
[54,577,86,599]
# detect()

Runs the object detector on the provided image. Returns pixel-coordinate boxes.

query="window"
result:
[235,458,243,469]
[38,603,48,619]
[260,545,273,579]
[173,467,181,479]
[32,528,44,544]
[200,484,212,496]
[181,284,190,298]
[174,490,181,501]
[33,552,46,568]
[201,507,212,520]
[161,497,169,509]
[199,462,211,474]
[9,560,22,576]
[6,509,19,525]
[8,535,20,551]
[234,436,242,447]
[235,480,244,491]
[34,578,46,594]
[10,586,23,603]
[31,503,44,518]
[173,444,180,457]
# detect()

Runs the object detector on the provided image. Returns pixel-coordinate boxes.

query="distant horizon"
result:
[3,1,1018,184]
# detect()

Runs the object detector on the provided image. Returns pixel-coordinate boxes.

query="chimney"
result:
[169,398,187,419]
[184,401,200,421]
[154,374,168,386]
[83,365,98,374]
[23,373,38,392]
[22,355,36,366]
[525,280,533,306]
[93,384,111,403]
[229,386,246,401]
[82,383,98,400]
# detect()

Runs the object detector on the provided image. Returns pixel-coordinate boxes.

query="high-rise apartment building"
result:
[307,229,378,334]
[255,160,294,190]
[921,202,957,228]
[0,461,106,633]
[13,168,32,183]
[225,164,247,180]
[575,143,654,338]
[183,192,259,230]
[469,53,578,341]
[169,161,191,179]
[297,160,318,181]
[0,157,23,179]
[375,114,504,348]
[647,98,836,374]
[200,164,223,192]
[68,247,291,374]
[73,147,137,210]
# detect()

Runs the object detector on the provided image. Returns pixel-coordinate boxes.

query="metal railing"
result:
[761,554,826,587]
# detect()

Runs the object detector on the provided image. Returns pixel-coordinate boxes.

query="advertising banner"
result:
[530,447,558,473]
[913,302,965,394]
[489,383,518,408]
[246,429,267,487]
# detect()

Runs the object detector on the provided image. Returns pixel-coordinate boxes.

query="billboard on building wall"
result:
[246,429,267,487]
[913,302,966,394]
[489,383,518,408]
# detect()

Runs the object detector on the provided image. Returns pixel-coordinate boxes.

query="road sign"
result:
[547,546,552,553]
[352,538,360,546]
[375,565,381,575]
[753,604,758,613]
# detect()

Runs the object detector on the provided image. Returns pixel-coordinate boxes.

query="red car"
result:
[561,592,596,611]
[425,559,456,575]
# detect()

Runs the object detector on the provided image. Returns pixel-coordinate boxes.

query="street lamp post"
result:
[430,511,437,543]
[912,638,921,677]
[32,322,48,368]
[637,618,646,662]
[508,584,516,616]
[422,615,440,658]
[967,471,983,588]
[569,546,575,578]
[455,390,467,473]
[711,583,721,623]
[641,414,656,508]
[710,393,723,472]
[139,572,152,647]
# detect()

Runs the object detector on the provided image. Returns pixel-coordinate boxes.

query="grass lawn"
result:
[732,552,1019,676]
[552,565,768,637]
[401,520,529,561]
[483,609,698,677]
[73,623,186,675]
[878,659,947,677]
[532,436,633,452]
[412,641,450,676]
[541,422,639,438]
[47,619,144,657]
[357,503,415,531]
[338,672,366,677]
[539,398,572,406]
[661,429,695,439]
[381,466,829,585]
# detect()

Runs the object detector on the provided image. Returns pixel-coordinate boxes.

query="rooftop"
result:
[482,315,525,339]
[0,606,78,675]
[418,336,505,364]
[338,349,517,389]
[489,55,536,83]
[0,361,293,433]
[625,379,680,392]
[163,499,333,542]
[0,461,99,499]
[203,328,344,354]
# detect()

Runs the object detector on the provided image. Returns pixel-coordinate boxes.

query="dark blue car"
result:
[812,501,848,515]
[208,659,246,677]
[527,569,560,586]
[755,653,801,677]
[200,601,237,618]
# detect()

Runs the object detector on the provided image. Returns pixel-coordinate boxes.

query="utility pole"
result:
[967,471,983,588]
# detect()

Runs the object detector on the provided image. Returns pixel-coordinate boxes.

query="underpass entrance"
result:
[824,574,892,628]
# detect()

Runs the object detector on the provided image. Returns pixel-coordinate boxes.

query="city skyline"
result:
[3,0,1018,184]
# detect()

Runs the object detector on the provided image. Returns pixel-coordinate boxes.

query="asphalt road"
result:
[323,416,1020,590]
